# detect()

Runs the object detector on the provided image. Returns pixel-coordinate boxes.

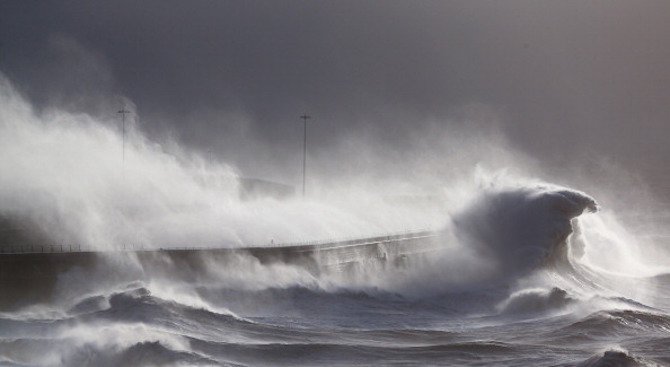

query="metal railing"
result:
[0,243,84,254]
[0,228,438,255]
[271,228,436,249]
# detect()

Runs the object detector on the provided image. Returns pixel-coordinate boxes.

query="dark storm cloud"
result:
[1,1,669,189]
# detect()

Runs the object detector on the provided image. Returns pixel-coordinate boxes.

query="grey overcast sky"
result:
[1,1,669,194]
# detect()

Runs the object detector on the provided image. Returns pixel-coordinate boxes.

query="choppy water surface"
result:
[1,185,669,366]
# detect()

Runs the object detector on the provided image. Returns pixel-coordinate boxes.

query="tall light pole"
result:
[118,108,131,165]
[299,113,311,197]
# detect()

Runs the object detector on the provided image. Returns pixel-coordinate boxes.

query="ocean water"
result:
[1,185,669,367]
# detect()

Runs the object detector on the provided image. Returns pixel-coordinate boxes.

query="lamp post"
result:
[118,108,131,165]
[299,114,311,197]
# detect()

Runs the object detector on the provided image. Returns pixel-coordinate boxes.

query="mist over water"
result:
[1,69,670,366]
[0,74,452,250]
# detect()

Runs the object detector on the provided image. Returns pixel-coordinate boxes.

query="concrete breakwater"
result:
[0,231,440,310]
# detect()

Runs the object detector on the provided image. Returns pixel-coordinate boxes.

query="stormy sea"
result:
[1,77,670,366]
